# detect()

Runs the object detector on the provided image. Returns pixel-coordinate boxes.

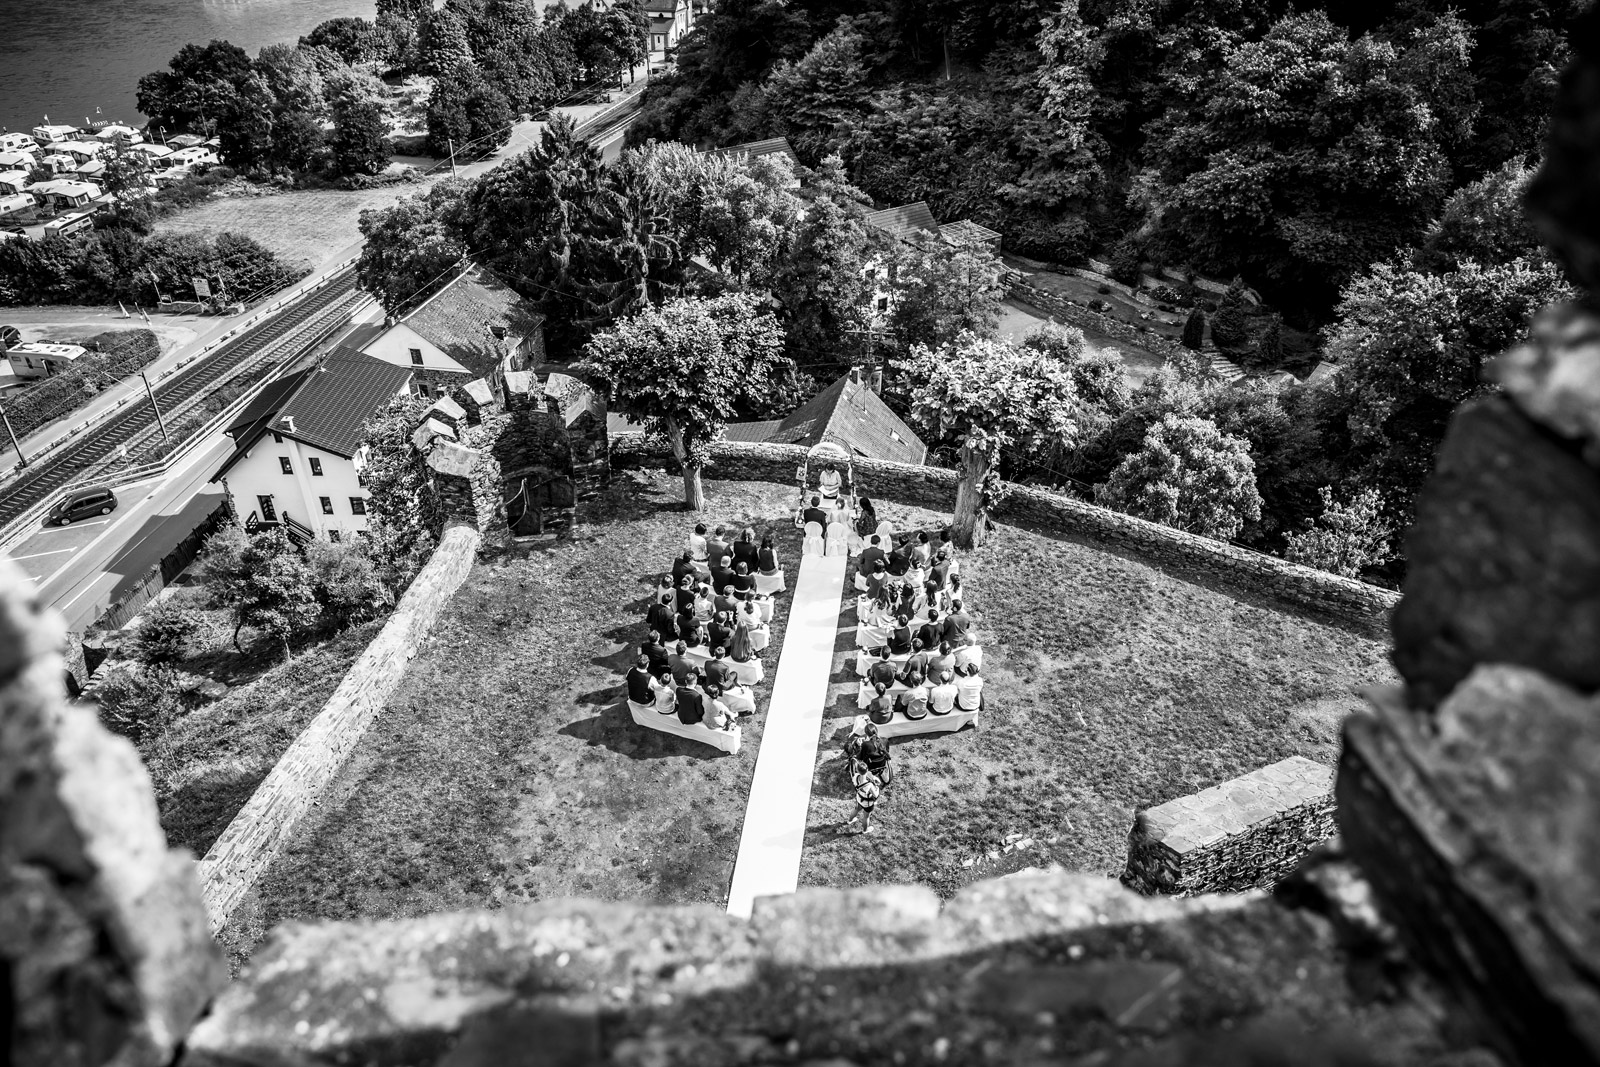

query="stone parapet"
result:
[196,522,482,931]
[611,437,1399,631]
[1122,756,1336,896]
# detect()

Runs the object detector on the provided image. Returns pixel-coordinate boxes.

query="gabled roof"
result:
[642,0,680,12]
[1304,361,1341,386]
[398,264,543,379]
[708,137,801,169]
[939,219,1001,246]
[864,202,939,241]
[216,348,412,475]
[724,369,928,465]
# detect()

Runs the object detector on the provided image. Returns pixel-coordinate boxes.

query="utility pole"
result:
[140,371,169,443]
[447,136,458,178]
[1,405,27,467]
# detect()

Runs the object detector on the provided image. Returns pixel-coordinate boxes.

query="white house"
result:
[7,342,87,380]
[644,0,695,62]
[29,179,100,209]
[213,347,413,542]
[360,263,545,399]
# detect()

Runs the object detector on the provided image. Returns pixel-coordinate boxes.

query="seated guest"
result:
[942,599,973,643]
[954,638,982,672]
[728,616,756,663]
[675,605,698,643]
[929,550,953,589]
[707,614,733,654]
[859,535,887,575]
[651,668,677,714]
[669,642,697,685]
[818,462,843,499]
[859,723,892,787]
[886,538,911,577]
[917,611,943,653]
[711,554,737,594]
[675,676,707,725]
[955,662,985,712]
[672,550,697,585]
[929,641,957,679]
[899,580,926,620]
[911,531,932,567]
[887,614,913,655]
[733,526,759,568]
[758,534,781,576]
[945,574,965,608]
[867,657,899,691]
[642,633,670,673]
[864,560,891,599]
[855,496,880,539]
[928,670,959,715]
[702,684,736,730]
[707,526,732,570]
[682,618,709,650]
[802,495,829,529]
[732,561,756,598]
[940,529,954,553]
[693,584,715,622]
[705,651,738,692]
[646,594,678,642]
[686,523,709,562]
[868,682,895,725]
[898,644,930,685]
[737,597,767,633]
[897,676,930,720]
[715,584,740,617]
[626,655,656,706]
[675,574,697,613]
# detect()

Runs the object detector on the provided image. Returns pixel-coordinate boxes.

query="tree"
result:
[305,539,388,626]
[763,23,873,155]
[1096,413,1262,541]
[422,5,475,76]
[1249,316,1284,370]
[300,17,379,65]
[356,181,472,314]
[888,229,1005,352]
[215,73,278,171]
[1418,159,1545,273]
[134,602,201,666]
[901,333,1086,548]
[1181,307,1206,350]
[1209,280,1249,350]
[767,154,877,368]
[100,153,151,201]
[1283,486,1394,578]
[329,95,390,177]
[1036,0,1101,155]
[197,524,321,659]
[136,40,255,136]
[272,110,326,172]
[578,294,788,509]
[361,395,441,596]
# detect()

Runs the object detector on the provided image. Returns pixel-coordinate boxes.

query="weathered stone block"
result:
[1338,668,1600,1066]
[1392,396,1600,711]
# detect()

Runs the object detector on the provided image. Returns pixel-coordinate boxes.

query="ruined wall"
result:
[196,522,481,931]
[611,437,1399,632]
[1122,756,1336,896]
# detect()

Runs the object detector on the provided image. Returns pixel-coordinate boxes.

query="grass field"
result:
[797,497,1393,897]
[153,187,422,272]
[221,474,807,963]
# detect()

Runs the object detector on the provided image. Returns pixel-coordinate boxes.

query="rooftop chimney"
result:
[281,415,296,434]
[850,366,862,384]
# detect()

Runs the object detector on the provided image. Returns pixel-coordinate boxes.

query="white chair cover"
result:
[849,709,975,740]
[717,685,756,715]
[824,522,848,556]
[803,520,825,557]
[628,699,741,754]
[755,571,786,595]
[874,520,895,545]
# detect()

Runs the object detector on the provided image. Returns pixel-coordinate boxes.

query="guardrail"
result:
[572,91,643,143]
[0,258,361,493]
[0,289,374,556]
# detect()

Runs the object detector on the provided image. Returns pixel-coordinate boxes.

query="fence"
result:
[89,499,230,633]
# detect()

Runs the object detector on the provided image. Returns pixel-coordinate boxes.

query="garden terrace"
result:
[222,468,1389,964]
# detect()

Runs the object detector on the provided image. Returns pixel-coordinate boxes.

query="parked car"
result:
[48,485,117,525]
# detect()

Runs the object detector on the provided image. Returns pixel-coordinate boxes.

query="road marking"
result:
[10,547,79,561]
[36,518,111,534]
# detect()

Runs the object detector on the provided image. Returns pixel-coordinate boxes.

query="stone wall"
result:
[196,521,482,931]
[1122,756,1337,896]
[611,437,1400,632]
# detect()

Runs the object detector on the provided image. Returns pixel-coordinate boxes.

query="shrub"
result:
[96,663,186,744]
[1097,284,1111,295]
[1107,243,1143,287]
[135,602,201,666]
[1181,308,1206,350]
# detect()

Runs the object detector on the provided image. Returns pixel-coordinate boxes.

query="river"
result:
[0,0,378,135]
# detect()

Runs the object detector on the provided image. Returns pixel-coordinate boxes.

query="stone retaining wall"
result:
[196,521,482,930]
[611,437,1399,632]
[1121,756,1337,895]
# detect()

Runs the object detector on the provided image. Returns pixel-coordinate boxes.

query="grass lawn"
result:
[221,474,806,963]
[154,187,423,272]
[798,497,1394,898]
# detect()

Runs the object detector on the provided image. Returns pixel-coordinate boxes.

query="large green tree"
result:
[578,294,788,509]
[901,332,1085,547]
[329,95,390,177]
[136,39,255,136]
[356,180,474,315]
[1096,413,1262,541]
[887,229,1005,352]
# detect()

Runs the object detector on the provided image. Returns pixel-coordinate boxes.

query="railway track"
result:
[0,271,362,531]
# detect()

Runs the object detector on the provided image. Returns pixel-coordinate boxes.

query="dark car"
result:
[48,486,118,526]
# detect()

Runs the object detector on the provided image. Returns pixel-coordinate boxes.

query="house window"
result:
[877,296,889,311]
[652,33,665,49]
[349,497,367,516]
[309,457,323,476]
[320,496,334,515]
[278,456,293,475]
[356,471,368,488]
[272,432,282,443]
[328,530,341,544]
[409,348,423,366]
[257,495,276,522]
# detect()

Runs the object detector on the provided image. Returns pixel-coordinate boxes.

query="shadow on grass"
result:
[160,761,270,856]
[558,704,725,762]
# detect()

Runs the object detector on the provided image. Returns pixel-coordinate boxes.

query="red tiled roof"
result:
[401,264,543,379]
[217,348,412,473]
[723,370,927,465]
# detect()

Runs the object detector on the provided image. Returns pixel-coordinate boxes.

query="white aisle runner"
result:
[725,553,848,919]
